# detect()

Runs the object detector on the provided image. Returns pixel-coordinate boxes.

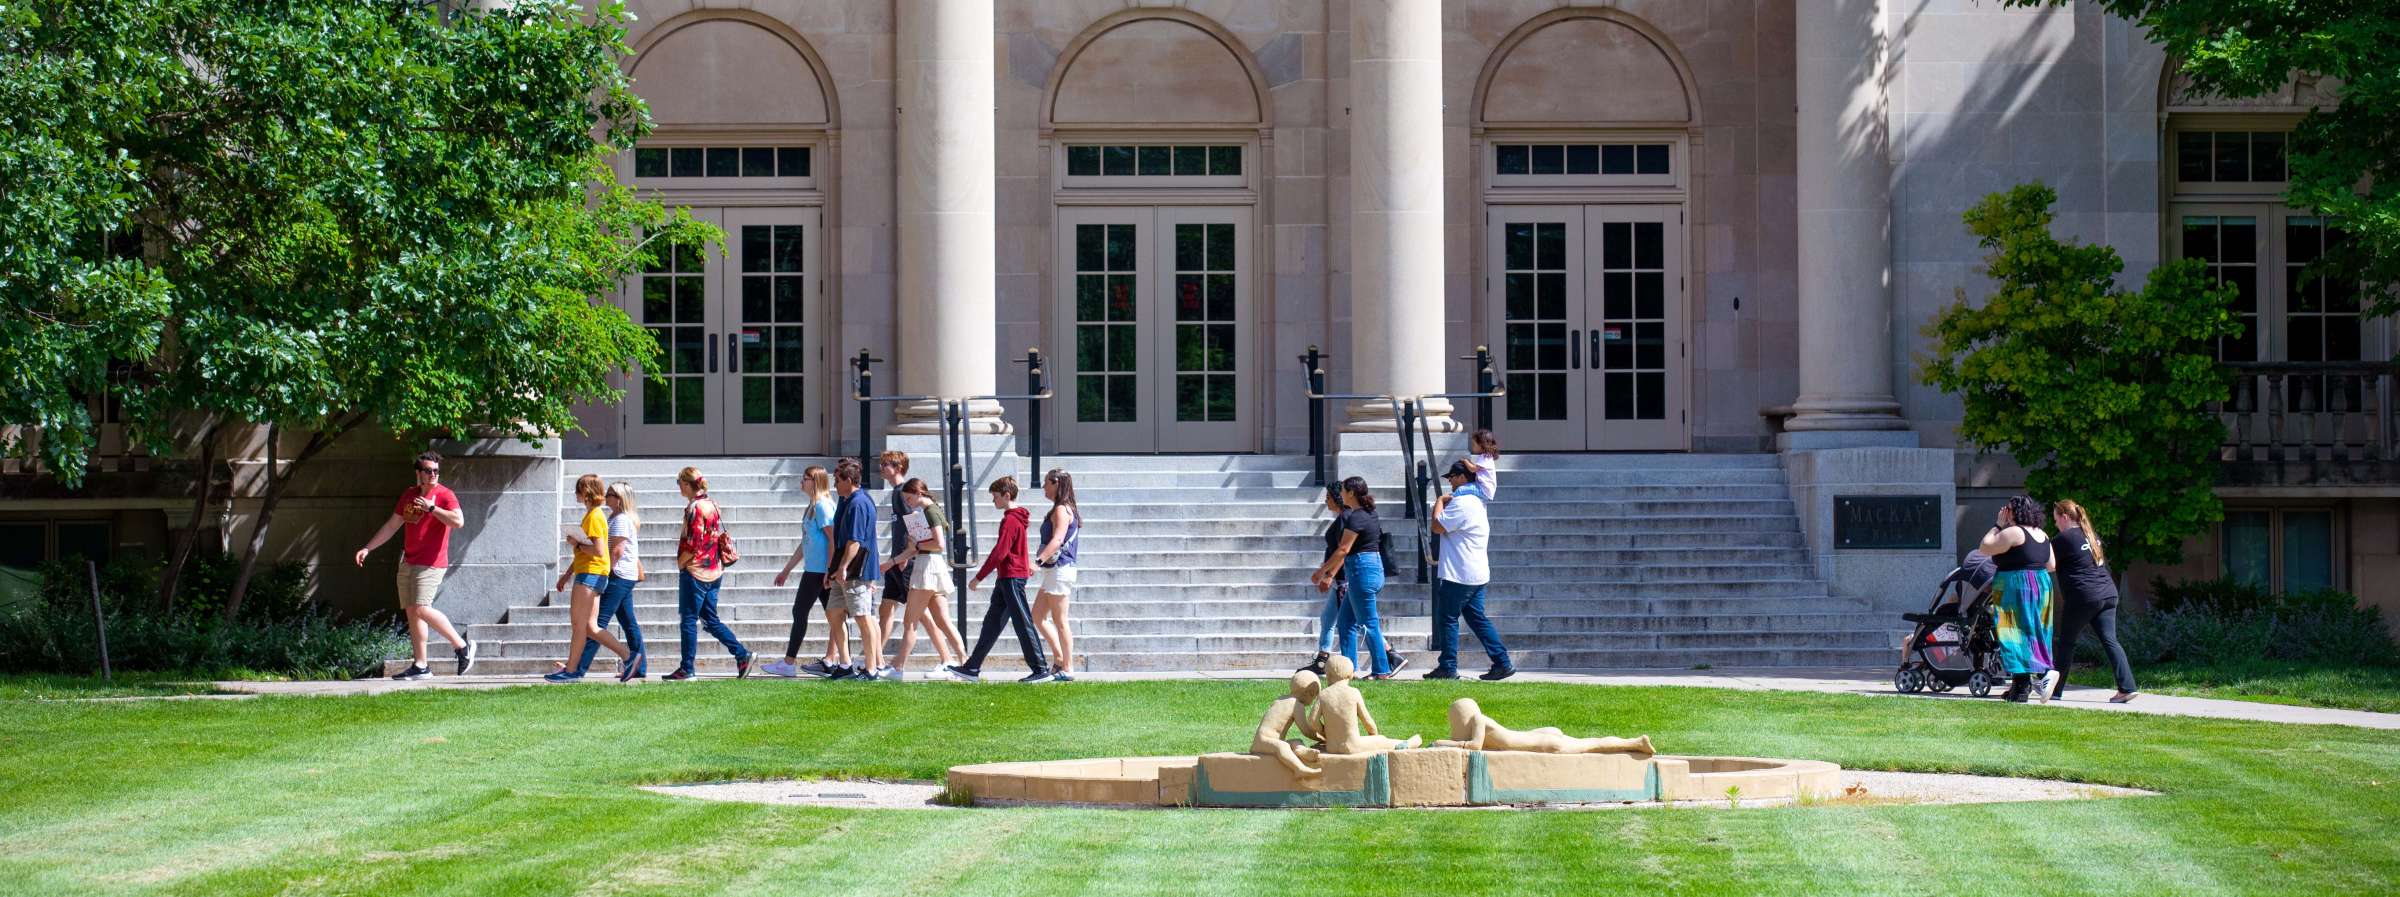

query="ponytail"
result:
[1340,476,1376,513]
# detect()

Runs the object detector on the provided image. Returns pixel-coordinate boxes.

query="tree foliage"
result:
[2008,0,2400,309]
[1920,184,2240,567]
[0,0,714,612]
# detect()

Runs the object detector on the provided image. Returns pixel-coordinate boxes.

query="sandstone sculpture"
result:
[1312,655,1420,755]
[1251,671,1328,776]
[1432,697,1654,755]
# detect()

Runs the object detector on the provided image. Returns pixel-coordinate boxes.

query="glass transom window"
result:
[2175,131,2287,184]
[634,146,811,180]
[1066,144,1241,178]
[1496,142,1670,177]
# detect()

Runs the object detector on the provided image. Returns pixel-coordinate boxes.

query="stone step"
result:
[560,499,1800,524]
[601,579,1831,603]
[576,530,1816,559]
[576,467,1796,492]
[564,484,1795,507]
[557,562,1822,589]
[501,594,1870,624]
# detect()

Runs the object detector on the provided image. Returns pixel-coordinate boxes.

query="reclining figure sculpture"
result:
[1432,697,1654,755]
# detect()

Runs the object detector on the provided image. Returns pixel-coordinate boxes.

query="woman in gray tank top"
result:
[1031,468,1082,681]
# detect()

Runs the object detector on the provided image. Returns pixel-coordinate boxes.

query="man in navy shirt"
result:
[826,458,890,680]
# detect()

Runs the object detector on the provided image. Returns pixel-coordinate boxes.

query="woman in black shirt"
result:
[1310,477,1396,679]
[2048,500,2137,702]
[1299,485,1403,676]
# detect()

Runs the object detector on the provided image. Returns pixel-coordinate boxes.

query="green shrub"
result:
[0,553,403,678]
[2113,579,2399,668]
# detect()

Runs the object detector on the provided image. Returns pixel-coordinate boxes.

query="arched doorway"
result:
[1473,11,1699,452]
[618,12,837,456]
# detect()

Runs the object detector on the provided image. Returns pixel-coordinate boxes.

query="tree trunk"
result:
[157,415,220,614]
[222,415,360,621]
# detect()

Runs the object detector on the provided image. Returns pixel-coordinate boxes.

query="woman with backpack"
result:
[1311,477,1396,680]
[666,466,753,680]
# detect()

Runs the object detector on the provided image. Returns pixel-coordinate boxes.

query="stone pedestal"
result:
[420,436,562,630]
[1778,441,1956,613]
[883,432,1025,494]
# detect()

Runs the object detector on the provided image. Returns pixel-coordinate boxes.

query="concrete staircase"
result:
[450,453,1894,676]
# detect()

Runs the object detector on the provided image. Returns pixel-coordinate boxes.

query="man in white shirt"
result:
[1427,459,1514,680]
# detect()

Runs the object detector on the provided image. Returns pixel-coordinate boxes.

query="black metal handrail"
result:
[1299,373,1507,584]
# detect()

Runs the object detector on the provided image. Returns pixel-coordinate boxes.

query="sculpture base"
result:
[946,750,1840,809]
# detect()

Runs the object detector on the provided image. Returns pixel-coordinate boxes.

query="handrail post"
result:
[852,349,877,475]
[1460,345,1496,430]
[1026,347,1046,487]
[944,400,971,623]
[1301,345,1326,487]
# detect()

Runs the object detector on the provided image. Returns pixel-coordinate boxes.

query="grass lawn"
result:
[2,680,2395,896]
[2072,661,2400,714]
[0,673,226,701]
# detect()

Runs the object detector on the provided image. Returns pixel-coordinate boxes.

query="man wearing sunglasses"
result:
[355,451,476,679]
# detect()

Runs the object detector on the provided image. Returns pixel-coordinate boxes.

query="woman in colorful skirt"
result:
[1976,495,2058,703]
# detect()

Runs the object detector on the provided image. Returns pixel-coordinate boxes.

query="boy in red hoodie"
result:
[945,477,1054,682]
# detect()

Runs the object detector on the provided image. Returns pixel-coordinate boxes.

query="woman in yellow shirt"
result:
[551,474,636,681]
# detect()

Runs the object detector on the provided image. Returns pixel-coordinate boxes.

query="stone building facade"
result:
[7,1,2394,634]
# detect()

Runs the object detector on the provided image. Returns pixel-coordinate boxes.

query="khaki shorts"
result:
[396,563,446,608]
[830,577,877,616]
[1035,564,1078,598]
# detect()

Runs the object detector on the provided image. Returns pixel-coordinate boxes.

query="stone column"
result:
[1786,0,1907,436]
[1344,0,1455,432]
[893,0,1004,434]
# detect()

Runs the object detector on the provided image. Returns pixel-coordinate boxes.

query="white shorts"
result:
[1035,564,1078,598]
[909,555,953,594]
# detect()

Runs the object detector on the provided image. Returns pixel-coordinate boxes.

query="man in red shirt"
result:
[944,476,1052,683]
[354,451,476,679]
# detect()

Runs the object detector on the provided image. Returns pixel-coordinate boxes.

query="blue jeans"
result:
[573,575,646,676]
[1433,578,1510,673]
[1316,581,1391,656]
[1335,553,1391,676]
[676,571,749,674]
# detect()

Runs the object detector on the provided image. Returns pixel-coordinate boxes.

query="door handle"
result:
[1569,329,1580,370]
[708,334,718,374]
[1590,328,1602,369]
[727,332,740,373]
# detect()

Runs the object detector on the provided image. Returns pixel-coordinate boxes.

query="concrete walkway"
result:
[198,667,2400,731]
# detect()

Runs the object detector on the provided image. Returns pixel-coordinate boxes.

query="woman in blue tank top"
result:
[1032,468,1082,681]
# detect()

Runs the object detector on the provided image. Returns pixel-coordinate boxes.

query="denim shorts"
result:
[571,572,609,591]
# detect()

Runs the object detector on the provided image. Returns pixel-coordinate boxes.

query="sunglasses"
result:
[415,466,440,474]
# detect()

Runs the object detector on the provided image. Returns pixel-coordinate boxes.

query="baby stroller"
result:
[1893,554,2007,697]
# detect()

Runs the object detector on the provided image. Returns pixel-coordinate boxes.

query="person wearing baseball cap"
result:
[354,451,477,679]
[1427,458,1512,680]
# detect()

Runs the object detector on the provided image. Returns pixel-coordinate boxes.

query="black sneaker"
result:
[662,669,695,682]
[1384,651,1411,675]
[827,665,856,680]
[1423,668,1459,680]
[1299,652,1329,676]
[943,664,979,683]
[735,655,755,679]
[1017,669,1055,684]
[392,665,431,681]
[1478,665,1516,681]
[799,659,834,679]
[454,640,479,676]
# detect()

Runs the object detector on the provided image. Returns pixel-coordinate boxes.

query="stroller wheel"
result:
[1893,666,1925,694]
[1928,674,1955,693]
[1967,671,1994,698]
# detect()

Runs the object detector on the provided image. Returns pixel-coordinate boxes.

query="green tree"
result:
[2007,0,2400,308]
[0,0,713,614]
[1921,183,2240,567]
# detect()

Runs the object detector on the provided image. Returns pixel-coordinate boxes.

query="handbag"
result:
[717,530,741,567]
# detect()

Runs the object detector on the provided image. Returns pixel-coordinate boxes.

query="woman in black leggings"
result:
[2048,499,2137,702]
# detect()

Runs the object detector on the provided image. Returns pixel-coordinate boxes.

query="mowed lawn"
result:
[2,681,2395,896]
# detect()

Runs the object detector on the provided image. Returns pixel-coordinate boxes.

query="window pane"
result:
[1176,224,1202,271]
[643,378,674,424]
[774,225,804,272]
[1077,375,1106,422]
[674,376,705,425]
[1636,143,1670,174]
[742,147,777,177]
[774,375,806,423]
[1175,275,1202,321]
[1208,145,1241,176]
[2177,131,2213,182]
[635,148,667,178]
[2282,511,2333,593]
[1177,373,1204,422]
[2182,217,2218,262]
[707,147,741,177]
[1536,222,1565,270]
[775,277,804,324]
[1207,223,1234,271]
[1207,273,1234,321]
[1496,144,1528,175]
[778,147,811,177]
[56,522,109,565]
[1504,222,1534,270]
[1076,224,1104,272]
[1068,145,1101,176]
[2220,217,2257,264]
[1603,372,1632,419]
[743,376,772,424]
[742,226,771,273]
[1206,374,1235,421]
[670,147,704,177]
[1107,374,1138,422]
[1530,144,1563,175]
[1565,144,1598,175]
[2252,131,2286,182]
[1106,224,1136,271]
[1174,145,1208,176]
[2221,510,2270,587]
[1138,145,1171,176]
[1636,221,1663,269]
[2214,131,2249,182]
[1103,144,1135,176]
[1505,274,1533,320]
[742,277,770,323]
[1602,144,1635,175]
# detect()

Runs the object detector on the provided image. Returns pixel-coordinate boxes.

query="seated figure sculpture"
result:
[1251,671,1327,776]
[1312,655,1420,755]
[1432,697,1655,755]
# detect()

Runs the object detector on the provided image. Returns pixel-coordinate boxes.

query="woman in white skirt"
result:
[884,477,967,677]
[1031,468,1083,681]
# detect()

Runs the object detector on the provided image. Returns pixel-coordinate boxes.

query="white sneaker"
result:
[880,667,904,681]
[761,660,800,678]
[2036,670,2060,704]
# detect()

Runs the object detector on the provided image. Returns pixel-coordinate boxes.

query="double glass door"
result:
[622,207,824,455]
[1487,205,1686,451]
[1053,206,1253,453]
